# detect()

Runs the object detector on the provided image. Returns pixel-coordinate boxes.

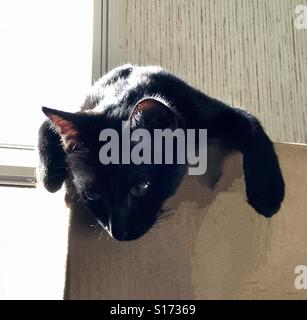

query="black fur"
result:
[38,64,285,241]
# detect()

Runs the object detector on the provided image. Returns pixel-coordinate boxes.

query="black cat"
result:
[38,64,285,241]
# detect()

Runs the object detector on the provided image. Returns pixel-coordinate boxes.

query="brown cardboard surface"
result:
[64,143,307,299]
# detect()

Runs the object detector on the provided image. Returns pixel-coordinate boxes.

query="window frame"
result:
[0,144,36,187]
[0,0,105,187]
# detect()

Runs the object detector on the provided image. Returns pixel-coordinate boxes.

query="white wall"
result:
[105,0,307,144]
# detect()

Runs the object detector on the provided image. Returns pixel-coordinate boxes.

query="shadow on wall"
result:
[64,143,307,299]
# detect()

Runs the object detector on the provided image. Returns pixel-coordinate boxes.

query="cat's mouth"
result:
[84,199,173,241]
[94,215,151,241]
[96,221,150,241]
[103,207,173,241]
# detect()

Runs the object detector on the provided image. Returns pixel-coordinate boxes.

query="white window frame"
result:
[0,144,36,187]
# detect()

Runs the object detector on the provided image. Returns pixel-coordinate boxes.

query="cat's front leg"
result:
[38,120,67,192]
[200,100,285,217]
[241,129,285,217]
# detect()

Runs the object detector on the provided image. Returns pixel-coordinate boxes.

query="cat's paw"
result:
[43,176,65,193]
[247,197,281,218]
[39,164,66,193]
[246,177,285,218]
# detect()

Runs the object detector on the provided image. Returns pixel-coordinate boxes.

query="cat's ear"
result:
[42,107,81,151]
[129,98,178,130]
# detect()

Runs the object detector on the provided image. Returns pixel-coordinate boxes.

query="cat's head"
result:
[41,98,186,241]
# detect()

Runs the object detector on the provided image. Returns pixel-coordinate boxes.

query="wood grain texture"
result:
[106,0,307,144]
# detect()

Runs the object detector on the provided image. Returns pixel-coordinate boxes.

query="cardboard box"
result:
[64,143,307,299]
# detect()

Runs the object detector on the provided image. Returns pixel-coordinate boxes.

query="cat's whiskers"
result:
[92,219,110,240]
[153,207,174,229]
[90,222,100,230]
[98,229,110,241]
[98,231,104,240]
[156,207,174,220]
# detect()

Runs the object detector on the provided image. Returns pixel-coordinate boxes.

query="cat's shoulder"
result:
[100,64,168,83]
[81,65,186,112]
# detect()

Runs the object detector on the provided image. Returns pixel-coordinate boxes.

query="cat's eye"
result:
[82,190,102,201]
[130,182,150,198]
